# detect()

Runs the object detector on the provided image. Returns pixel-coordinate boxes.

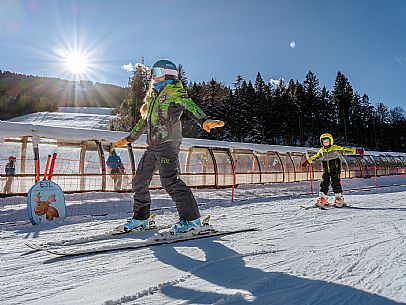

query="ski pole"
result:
[47,153,57,181]
[43,154,51,180]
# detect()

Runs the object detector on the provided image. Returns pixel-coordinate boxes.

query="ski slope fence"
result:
[1,121,405,224]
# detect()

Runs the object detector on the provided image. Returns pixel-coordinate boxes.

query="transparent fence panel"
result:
[256,152,284,183]
[342,155,362,178]
[232,150,261,185]
[279,153,295,182]
[289,152,306,182]
[356,156,374,178]
[386,156,403,175]
[371,156,386,176]
[38,142,75,192]
[212,149,233,186]
[180,147,215,187]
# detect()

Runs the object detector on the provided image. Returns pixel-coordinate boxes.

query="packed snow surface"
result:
[8,107,115,130]
[1,177,406,305]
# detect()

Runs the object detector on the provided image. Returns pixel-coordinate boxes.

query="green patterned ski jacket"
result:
[126,80,207,145]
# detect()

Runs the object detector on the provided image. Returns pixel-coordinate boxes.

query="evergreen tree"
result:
[109,62,149,131]
[178,64,188,88]
[128,62,150,123]
[302,71,321,146]
[331,72,353,145]
[253,72,267,143]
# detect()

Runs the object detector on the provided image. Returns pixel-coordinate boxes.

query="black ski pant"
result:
[132,141,200,221]
[320,158,343,195]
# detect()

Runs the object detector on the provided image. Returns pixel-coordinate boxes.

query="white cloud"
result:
[121,62,151,74]
[121,63,135,72]
[290,41,296,48]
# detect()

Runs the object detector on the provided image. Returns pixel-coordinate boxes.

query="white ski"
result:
[43,227,259,257]
[25,213,167,250]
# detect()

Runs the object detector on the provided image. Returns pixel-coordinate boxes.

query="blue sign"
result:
[27,180,66,225]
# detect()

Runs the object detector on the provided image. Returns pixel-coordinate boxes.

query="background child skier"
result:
[302,133,364,207]
[114,59,224,234]
[3,156,16,194]
[106,149,125,191]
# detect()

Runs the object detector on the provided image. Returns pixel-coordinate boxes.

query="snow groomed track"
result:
[1,178,405,305]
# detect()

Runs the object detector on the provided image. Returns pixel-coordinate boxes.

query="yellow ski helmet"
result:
[320,133,334,145]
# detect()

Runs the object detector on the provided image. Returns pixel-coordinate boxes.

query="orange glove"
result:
[202,120,225,133]
[114,138,130,148]
[301,160,309,167]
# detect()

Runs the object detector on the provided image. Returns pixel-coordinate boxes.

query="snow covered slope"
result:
[1,178,405,305]
[9,107,115,130]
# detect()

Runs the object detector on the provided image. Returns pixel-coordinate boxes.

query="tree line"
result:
[0,70,128,120]
[110,64,406,152]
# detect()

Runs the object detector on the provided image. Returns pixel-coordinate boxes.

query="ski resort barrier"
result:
[0,121,405,223]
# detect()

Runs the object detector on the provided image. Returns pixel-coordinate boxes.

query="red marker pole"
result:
[47,153,57,181]
[374,164,378,189]
[43,154,51,180]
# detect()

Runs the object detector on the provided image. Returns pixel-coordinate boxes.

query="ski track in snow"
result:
[1,176,406,305]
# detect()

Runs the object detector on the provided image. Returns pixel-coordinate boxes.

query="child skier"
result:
[114,59,224,234]
[301,133,364,207]
[106,149,125,191]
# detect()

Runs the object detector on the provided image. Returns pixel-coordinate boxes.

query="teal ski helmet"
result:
[151,59,178,80]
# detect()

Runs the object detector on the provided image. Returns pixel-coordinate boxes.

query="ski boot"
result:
[170,218,202,235]
[333,193,346,208]
[315,192,329,208]
[123,213,157,232]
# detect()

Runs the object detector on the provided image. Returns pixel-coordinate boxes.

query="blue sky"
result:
[0,0,405,108]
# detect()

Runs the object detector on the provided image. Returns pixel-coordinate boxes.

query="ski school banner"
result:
[27,180,66,225]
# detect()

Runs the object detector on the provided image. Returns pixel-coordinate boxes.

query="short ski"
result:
[43,227,259,257]
[300,204,349,210]
[25,213,168,250]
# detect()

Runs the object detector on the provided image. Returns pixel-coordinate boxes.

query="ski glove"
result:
[114,138,130,148]
[202,120,225,133]
[301,160,310,167]
[356,148,364,156]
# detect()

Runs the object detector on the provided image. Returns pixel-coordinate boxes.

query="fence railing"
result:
[1,137,406,224]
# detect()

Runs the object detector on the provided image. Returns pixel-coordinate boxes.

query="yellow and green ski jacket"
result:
[126,80,207,145]
[307,145,356,173]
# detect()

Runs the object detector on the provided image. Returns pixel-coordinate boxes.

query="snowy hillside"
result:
[9,107,115,130]
[1,176,405,305]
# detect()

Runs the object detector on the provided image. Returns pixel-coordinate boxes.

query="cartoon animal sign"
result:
[33,193,59,220]
[27,181,66,225]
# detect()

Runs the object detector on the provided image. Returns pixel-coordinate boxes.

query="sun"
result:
[64,52,89,74]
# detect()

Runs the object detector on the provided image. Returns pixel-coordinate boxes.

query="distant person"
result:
[106,150,124,191]
[114,59,224,234]
[3,156,16,194]
[302,133,364,207]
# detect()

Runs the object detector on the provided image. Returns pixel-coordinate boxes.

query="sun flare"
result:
[64,52,89,74]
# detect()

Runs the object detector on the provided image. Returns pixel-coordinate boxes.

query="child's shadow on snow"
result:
[152,237,404,305]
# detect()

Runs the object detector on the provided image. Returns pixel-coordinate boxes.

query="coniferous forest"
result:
[110,64,406,152]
